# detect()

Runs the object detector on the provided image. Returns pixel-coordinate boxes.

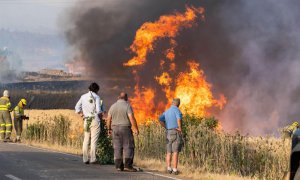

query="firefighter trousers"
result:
[14,117,23,138]
[0,111,12,140]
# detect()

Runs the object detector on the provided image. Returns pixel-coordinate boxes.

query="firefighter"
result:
[284,122,299,139]
[13,98,29,142]
[287,122,300,180]
[0,90,12,142]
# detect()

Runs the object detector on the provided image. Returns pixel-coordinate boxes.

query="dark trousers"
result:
[112,126,135,169]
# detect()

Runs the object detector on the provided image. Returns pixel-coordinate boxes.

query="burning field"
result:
[124,6,226,123]
[63,0,300,135]
[65,2,228,128]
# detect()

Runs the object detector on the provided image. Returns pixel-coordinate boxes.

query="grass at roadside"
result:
[21,110,290,180]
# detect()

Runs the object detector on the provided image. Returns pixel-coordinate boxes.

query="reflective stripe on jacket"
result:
[14,105,24,118]
[0,97,11,111]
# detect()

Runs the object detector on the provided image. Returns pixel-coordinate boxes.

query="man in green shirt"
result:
[107,92,139,172]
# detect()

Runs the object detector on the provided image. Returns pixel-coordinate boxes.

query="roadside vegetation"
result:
[22,110,290,180]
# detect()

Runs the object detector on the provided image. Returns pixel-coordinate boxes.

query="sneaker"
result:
[117,167,124,171]
[90,161,99,165]
[84,161,89,164]
[167,169,173,174]
[5,138,12,143]
[173,170,180,175]
[124,167,138,172]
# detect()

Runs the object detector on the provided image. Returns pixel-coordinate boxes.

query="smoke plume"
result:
[0,47,22,83]
[64,0,300,135]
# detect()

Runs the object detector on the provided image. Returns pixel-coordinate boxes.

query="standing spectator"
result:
[107,92,139,172]
[159,98,183,175]
[75,82,103,164]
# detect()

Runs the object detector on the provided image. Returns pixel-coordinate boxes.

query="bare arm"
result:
[107,114,112,130]
[128,113,139,135]
[159,113,166,129]
[159,121,166,129]
[107,114,112,135]
[177,119,182,132]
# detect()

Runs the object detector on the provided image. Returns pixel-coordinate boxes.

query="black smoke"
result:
[64,0,300,135]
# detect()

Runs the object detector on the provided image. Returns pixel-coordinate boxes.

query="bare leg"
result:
[166,152,172,168]
[172,152,178,169]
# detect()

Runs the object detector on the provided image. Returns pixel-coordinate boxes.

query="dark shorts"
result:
[166,129,183,153]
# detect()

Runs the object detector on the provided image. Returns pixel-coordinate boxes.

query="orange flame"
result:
[124,6,205,67]
[129,84,156,122]
[174,61,226,116]
[124,6,225,124]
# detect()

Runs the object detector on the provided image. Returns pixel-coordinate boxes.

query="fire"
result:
[174,61,226,116]
[124,6,226,124]
[124,6,205,67]
[130,84,156,122]
[65,59,86,74]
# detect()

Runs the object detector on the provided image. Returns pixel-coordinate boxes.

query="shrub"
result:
[96,119,114,164]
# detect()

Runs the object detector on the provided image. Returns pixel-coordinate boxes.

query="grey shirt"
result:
[108,99,133,127]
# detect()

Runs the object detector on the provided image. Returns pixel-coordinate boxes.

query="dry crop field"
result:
[21,109,291,180]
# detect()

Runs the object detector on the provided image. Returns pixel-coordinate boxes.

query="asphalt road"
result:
[0,143,181,180]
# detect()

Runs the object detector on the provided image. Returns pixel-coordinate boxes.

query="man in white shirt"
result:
[75,82,103,164]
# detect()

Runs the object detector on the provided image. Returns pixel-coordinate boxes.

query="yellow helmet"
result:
[20,98,27,106]
[292,122,299,127]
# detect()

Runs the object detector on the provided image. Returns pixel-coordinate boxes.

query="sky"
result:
[0,0,75,34]
[0,0,77,71]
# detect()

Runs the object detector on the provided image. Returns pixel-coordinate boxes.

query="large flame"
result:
[125,6,226,124]
[174,61,226,116]
[124,6,205,67]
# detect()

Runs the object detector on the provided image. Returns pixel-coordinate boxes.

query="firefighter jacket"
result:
[14,103,24,119]
[0,96,11,111]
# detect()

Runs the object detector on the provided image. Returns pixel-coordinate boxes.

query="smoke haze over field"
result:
[65,0,300,135]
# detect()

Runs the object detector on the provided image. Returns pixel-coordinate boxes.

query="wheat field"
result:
[21,109,291,180]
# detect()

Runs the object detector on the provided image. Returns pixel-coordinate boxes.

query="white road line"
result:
[144,171,183,180]
[5,174,22,180]
[9,143,182,180]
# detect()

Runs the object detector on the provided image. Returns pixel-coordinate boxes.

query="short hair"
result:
[172,98,180,106]
[89,82,100,93]
[119,92,128,101]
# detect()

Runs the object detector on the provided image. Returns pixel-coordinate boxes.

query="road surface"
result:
[0,143,182,180]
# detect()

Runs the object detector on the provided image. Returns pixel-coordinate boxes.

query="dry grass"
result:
[22,109,290,180]
[134,157,252,180]
[26,109,83,128]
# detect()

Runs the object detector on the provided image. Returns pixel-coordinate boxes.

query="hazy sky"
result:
[0,0,75,34]
[0,0,79,71]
